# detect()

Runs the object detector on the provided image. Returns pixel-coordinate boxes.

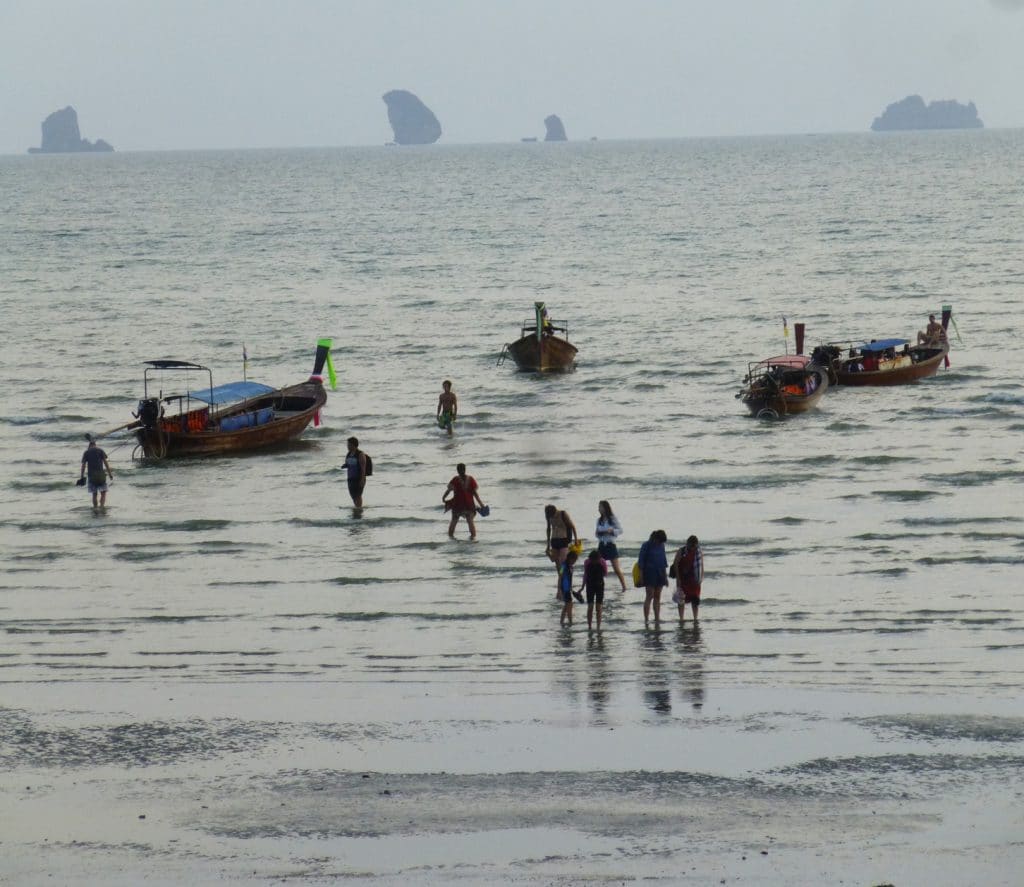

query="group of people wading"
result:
[545,500,705,631]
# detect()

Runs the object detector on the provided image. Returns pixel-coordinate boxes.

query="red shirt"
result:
[448,475,478,511]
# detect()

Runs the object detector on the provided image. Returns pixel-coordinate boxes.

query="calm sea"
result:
[1,132,1022,883]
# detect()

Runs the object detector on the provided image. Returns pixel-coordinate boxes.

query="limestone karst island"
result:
[544,115,568,141]
[871,95,983,132]
[382,90,441,145]
[28,106,113,153]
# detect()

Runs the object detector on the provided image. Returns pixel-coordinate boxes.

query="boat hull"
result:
[833,344,947,386]
[135,380,326,459]
[506,334,578,372]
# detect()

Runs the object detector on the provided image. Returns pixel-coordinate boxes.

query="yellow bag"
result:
[569,540,584,558]
[632,561,643,588]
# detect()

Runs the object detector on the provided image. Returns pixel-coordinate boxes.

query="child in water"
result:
[437,380,457,435]
[558,550,579,626]
[581,549,608,630]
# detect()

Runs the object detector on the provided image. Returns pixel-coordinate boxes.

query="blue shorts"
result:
[598,541,619,560]
[559,587,573,603]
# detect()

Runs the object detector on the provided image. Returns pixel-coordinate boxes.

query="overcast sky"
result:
[2,0,1023,153]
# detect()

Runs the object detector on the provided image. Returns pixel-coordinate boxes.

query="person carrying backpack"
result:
[672,535,705,623]
[344,436,369,508]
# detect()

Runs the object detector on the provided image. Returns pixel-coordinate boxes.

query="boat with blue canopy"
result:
[812,325,950,387]
[130,341,335,459]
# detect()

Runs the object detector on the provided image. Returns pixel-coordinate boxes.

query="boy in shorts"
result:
[558,550,579,627]
[437,380,457,435]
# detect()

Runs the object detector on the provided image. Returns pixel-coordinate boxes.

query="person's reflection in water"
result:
[677,623,706,710]
[585,631,612,724]
[552,623,582,709]
[639,629,671,715]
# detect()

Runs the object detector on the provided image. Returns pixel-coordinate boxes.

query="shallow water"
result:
[1,132,1023,883]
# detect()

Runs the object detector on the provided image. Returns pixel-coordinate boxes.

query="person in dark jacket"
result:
[638,529,668,625]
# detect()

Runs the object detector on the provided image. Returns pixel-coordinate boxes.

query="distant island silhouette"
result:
[544,114,567,142]
[28,106,113,153]
[382,90,441,145]
[871,95,983,132]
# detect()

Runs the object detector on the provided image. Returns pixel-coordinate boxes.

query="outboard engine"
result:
[136,398,161,430]
[811,345,838,366]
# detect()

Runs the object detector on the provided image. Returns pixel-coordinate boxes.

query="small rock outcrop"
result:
[382,90,441,145]
[28,106,114,153]
[544,114,567,141]
[871,95,983,131]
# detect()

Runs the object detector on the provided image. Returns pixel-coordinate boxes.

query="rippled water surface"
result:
[1,133,1022,883]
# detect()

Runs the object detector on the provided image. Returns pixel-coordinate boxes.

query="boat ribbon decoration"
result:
[942,304,962,344]
[535,301,547,342]
[314,338,338,390]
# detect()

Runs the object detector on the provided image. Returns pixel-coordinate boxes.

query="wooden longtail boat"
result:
[811,306,954,387]
[130,341,334,460]
[738,354,830,418]
[500,302,577,372]
[812,338,948,387]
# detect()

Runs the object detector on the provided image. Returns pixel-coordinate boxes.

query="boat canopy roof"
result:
[858,338,908,353]
[144,359,207,370]
[187,380,275,405]
[752,354,810,369]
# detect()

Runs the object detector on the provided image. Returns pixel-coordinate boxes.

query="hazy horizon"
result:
[3,0,1024,155]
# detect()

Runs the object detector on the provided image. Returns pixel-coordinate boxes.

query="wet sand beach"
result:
[4,679,1024,884]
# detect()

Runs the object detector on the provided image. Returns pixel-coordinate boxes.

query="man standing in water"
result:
[344,437,368,508]
[80,436,113,510]
[437,380,458,435]
[443,463,485,539]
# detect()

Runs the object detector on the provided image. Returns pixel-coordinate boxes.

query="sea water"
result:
[1,133,1023,884]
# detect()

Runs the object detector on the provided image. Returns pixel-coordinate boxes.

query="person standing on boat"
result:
[672,535,704,624]
[443,463,484,539]
[595,500,627,591]
[344,437,367,508]
[437,380,458,435]
[638,529,668,626]
[79,437,113,509]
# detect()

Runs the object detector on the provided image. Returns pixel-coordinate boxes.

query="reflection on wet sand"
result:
[639,629,672,715]
[585,631,612,724]
[675,624,706,710]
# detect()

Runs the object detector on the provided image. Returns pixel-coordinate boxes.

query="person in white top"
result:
[595,499,627,591]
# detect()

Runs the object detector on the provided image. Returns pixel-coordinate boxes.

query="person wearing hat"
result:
[79,436,113,509]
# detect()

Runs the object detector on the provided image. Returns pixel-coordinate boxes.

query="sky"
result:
[2,0,1023,153]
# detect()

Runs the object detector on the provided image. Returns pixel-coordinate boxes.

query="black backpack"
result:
[362,451,373,476]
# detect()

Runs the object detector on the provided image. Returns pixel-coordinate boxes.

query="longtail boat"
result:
[813,339,948,386]
[130,340,335,460]
[737,321,829,418]
[811,306,953,386]
[499,301,577,372]
[738,354,829,418]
